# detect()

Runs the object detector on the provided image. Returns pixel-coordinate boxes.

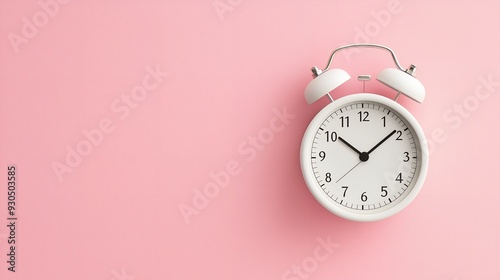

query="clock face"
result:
[301,94,428,221]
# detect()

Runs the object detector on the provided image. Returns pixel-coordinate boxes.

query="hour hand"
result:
[338,136,362,155]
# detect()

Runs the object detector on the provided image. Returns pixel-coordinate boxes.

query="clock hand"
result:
[339,136,370,162]
[336,160,362,183]
[338,136,362,155]
[335,130,396,184]
[367,129,397,155]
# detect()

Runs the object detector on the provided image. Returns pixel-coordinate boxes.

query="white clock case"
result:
[300,93,429,222]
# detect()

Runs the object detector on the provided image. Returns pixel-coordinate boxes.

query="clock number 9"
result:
[325,131,337,142]
[319,151,326,161]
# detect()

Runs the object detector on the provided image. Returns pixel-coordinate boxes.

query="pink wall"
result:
[0,0,499,279]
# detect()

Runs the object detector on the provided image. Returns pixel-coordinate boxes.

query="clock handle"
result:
[316,43,407,76]
[307,44,425,104]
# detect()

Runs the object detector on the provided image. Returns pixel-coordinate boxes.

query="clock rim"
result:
[300,93,429,222]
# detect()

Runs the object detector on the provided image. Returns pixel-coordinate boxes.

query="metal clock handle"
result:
[311,43,417,78]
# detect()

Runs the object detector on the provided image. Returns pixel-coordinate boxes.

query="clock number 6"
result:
[361,192,367,202]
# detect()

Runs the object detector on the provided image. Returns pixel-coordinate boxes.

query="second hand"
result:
[335,160,362,183]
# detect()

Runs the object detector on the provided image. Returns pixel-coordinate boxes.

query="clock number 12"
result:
[358,111,369,122]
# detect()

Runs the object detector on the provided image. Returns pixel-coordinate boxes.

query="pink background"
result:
[1,0,499,279]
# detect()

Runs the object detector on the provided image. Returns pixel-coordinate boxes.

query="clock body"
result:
[300,93,428,222]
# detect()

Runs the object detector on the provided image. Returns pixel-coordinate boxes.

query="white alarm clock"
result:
[300,44,428,222]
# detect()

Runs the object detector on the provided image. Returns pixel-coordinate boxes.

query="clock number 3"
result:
[403,152,409,162]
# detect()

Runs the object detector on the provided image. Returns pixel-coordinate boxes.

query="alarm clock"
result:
[300,44,428,222]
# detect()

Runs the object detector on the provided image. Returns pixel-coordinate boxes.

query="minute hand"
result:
[367,130,397,155]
